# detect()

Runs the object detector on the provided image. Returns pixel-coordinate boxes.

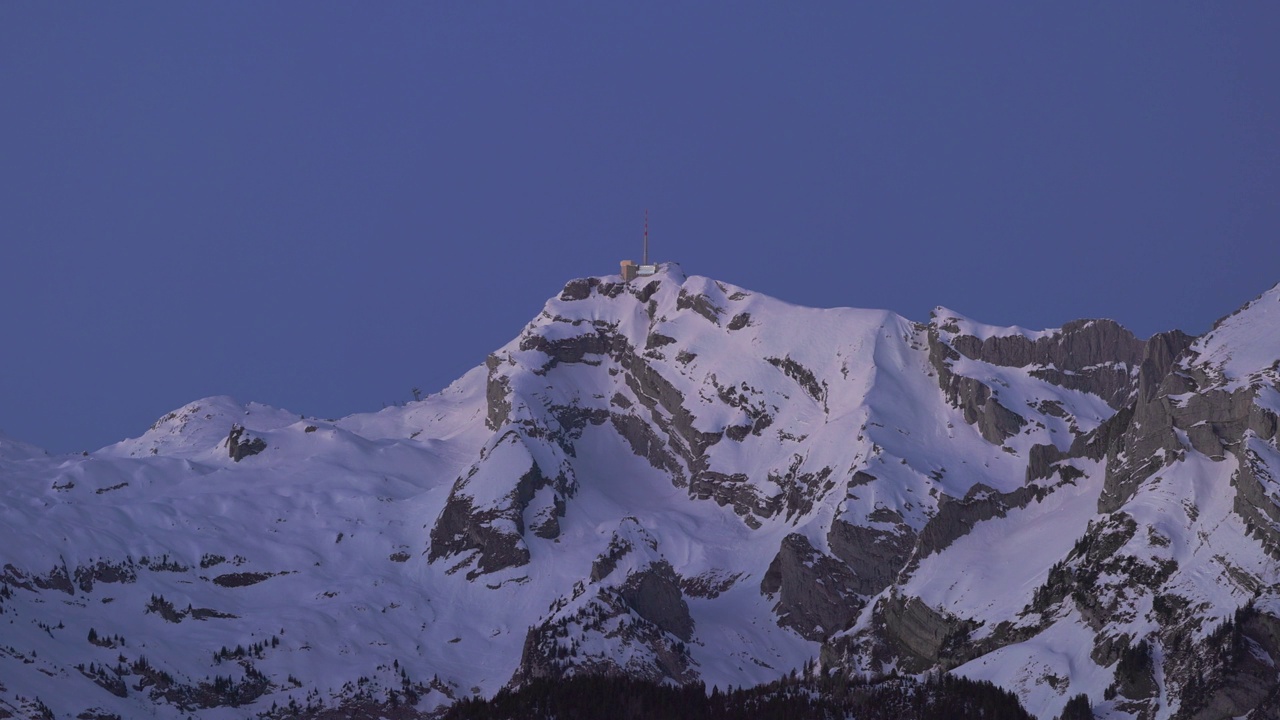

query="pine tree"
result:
[1060,693,1092,720]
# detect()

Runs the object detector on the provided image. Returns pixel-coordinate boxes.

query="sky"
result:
[2,4,1278,453]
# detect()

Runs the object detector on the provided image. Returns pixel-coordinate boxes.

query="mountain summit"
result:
[2,267,1279,719]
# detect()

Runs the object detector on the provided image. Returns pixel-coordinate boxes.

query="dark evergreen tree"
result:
[1059,693,1092,720]
[441,671,1033,720]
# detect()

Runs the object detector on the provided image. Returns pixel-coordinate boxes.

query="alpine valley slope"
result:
[1,263,1279,719]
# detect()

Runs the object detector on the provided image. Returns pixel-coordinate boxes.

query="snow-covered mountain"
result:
[1,263,1278,719]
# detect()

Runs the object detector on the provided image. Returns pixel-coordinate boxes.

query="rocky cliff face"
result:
[1,265,1279,720]
[826,284,1280,719]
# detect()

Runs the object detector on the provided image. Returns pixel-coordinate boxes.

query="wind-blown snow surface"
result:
[0,266,1278,719]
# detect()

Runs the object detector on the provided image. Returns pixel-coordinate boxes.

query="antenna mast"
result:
[643,209,649,265]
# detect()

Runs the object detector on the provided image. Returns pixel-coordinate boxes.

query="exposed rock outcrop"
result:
[619,561,694,642]
[427,432,569,579]
[485,354,513,431]
[827,512,915,597]
[74,558,138,594]
[927,326,1027,443]
[914,483,1041,561]
[226,425,266,461]
[871,592,979,673]
[512,557,695,687]
[761,533,863,641]
[949,318,1145,409]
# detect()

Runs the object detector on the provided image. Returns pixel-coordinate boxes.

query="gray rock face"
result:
[226,425,266,462]
[611,413,686,480]
[765,356,827,407]
[1136,330,1196,403]
[827,512,914,597]
[761,533,863,641]
[914,483,1041,561]
[1098,372,1195,513]
[620,345,725,475]
[872,592,977,673]
[619,561,694,642]
[1030,364,1135,412]
[951,318,1146,409]
[520,325,627,366]
[949,318,1142,370]
[1026,442,1066,483]
[1232,432,1280,558]
[927,326,1027,443]
[559,277,599,301]
[1069,404,1133,462]
[2,562,75,595]
[727,312,752,330]
[427,490,530,580]
[73,558,138,594]
[427,434,566,579]
[676,288,723,325]
[557,277,628,302]
[485,354,513,431]
[539,404,609,460]
[929,315,1151,448]
[688,469,772,526]
[1095,329,1280,526]
[512,559,695,688]
[1188,387,1258,457]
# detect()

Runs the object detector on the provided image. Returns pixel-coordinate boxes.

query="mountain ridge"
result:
[1,265,1278,719]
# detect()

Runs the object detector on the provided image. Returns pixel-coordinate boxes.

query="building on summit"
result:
[620,210,657,282]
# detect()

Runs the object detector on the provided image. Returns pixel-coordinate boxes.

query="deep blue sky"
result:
[2,4,1278,453]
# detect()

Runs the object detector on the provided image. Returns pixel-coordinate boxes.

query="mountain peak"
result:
[930,305,1058,342]
[96,395,302,459]
[1189,281,1280,390]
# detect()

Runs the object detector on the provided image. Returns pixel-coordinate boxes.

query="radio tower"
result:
[643,209,649,265]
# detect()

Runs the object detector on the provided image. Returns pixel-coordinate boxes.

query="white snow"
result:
[1187,282,1280,391]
